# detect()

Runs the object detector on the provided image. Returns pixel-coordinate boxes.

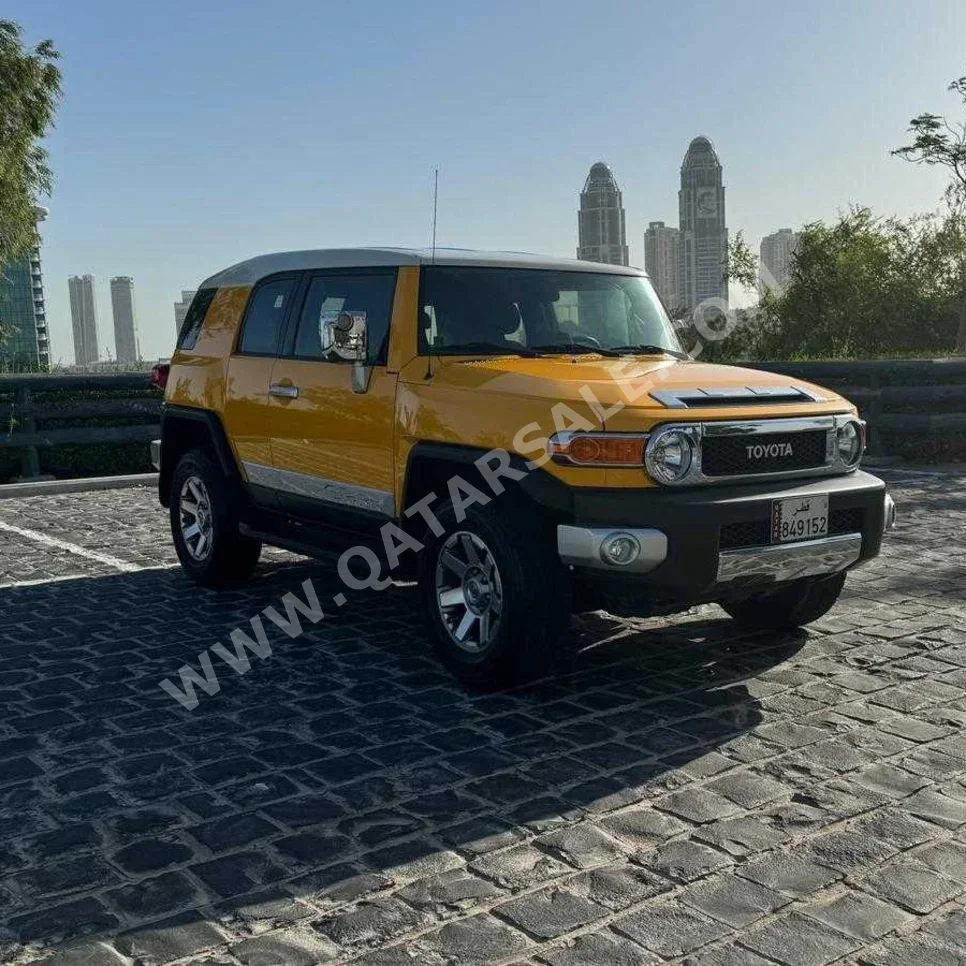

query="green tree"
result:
[725,230,759,291]
[893,73,966,350]
[0,20,60,371]
[696,210,963,362]
[758,208,960,359]
[0,20,61,267]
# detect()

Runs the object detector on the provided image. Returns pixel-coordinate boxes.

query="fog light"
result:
[600,533,641,566]
[884,492,897,532]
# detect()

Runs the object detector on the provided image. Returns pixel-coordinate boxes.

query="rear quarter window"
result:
[176,288,218,351]
[237,276,298,356]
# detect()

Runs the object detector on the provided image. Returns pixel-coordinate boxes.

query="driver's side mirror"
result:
[320,310,372,393]
[321,310,367,363]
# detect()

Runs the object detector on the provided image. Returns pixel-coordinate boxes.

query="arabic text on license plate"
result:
[771,494,828,544]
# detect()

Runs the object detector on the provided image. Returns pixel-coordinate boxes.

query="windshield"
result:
[420,267,684,357]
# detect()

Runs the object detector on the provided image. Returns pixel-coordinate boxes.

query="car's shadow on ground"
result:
[0,557,806,958]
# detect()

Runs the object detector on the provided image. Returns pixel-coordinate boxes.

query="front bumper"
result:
[716,532,862,583]
[557,470,892,594]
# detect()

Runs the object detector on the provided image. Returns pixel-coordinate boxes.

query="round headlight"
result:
[600,533,641,566]
[837,420,862,466]
[645,429,694,484]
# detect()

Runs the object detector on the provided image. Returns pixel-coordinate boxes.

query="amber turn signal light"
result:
[550,433,647,466]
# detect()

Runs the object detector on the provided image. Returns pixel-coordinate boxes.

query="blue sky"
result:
[10,0,966,363]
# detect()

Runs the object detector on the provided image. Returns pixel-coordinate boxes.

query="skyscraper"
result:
[0,207,50,369]
[678,136,728,312]
[68,274,100,366]
[110,276,140,365]
[760,229,800,292]
[577,162,629,266]
[644,221,682,312]
[174,290,197,339]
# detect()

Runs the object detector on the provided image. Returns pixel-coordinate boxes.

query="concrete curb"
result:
[0,473,158,500]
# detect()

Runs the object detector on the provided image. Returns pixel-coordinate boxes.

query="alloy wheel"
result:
[179,475,214,561]
[435,530,504,653]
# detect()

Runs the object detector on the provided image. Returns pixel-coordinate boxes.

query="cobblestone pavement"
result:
[0,470,965,966]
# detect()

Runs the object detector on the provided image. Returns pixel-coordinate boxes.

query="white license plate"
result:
[771,494,829,544]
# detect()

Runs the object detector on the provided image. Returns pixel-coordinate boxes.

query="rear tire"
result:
[418,498,570,687]
[169,448,261,588]
[721,571,846,630]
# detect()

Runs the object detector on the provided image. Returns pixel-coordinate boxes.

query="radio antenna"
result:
[431,167,439,264]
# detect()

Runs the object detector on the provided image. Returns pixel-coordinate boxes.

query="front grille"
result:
[719,519,770,549]
[702,430,828,477]
[829,507,863,536]
[719,505,864,550]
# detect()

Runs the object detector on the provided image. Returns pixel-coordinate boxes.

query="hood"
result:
[422,355,849,424]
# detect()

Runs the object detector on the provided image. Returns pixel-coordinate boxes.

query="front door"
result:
[268,268,399,529]
[222,274,300,507]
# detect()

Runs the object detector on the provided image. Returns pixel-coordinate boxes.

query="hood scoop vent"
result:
[650,385,825,409]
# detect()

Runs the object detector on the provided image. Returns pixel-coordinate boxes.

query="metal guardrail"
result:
[0,373,161,481]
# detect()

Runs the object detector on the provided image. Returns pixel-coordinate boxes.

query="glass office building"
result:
[0,209,49,369]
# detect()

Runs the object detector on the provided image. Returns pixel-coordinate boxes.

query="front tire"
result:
[721,571,846,630]
[169,448,261,588]
[418,499,570,687]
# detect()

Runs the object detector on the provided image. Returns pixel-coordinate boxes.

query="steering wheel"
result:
[568,333,602,349]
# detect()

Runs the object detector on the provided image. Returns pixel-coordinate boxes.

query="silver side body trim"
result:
[242,461,395,517]
[717,532,862,584]
[150,439,161,471]
[557,525,667,574]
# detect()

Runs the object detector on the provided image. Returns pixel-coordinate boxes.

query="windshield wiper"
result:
[608,344,689,359]
[529,343,604,355]
[529,342,688,359]
[440,341,539,357]
[438,341,685,360]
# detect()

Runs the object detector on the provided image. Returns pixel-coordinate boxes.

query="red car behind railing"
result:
[150,362,170,392]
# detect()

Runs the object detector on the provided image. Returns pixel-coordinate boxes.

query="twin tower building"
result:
[577,136,727,315]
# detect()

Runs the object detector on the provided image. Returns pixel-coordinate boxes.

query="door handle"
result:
[269,383,300,399]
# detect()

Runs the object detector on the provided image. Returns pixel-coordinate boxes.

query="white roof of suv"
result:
[200,248,648,289]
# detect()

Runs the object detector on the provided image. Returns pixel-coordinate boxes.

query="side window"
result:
[291,271,396,364]
[177,288,217,351]
[237,277,296,356]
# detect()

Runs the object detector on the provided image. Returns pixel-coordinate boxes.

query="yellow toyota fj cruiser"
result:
[154,248,895,684]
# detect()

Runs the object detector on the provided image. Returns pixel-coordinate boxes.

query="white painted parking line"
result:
[0,519,142,573]
[0,573,103,590]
